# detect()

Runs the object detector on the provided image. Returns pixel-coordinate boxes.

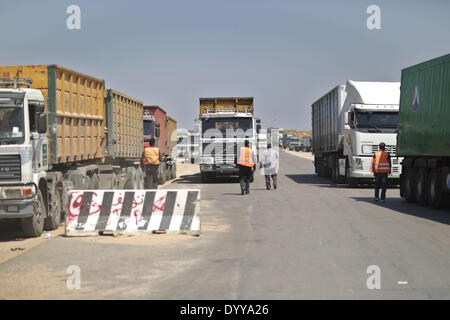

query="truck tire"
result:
[44,189,61,231]
[89,173,100,189]
[158,166,166,184]
[136,167,145,189]
[345,158,358,187]
[427,168,446,209]
[170,164,177,180]
[21,189,45,237]
[414,168,428,206]
[402,167,416,203]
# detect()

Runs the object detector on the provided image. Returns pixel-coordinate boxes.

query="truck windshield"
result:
[143,121,154,136]
[0,106,25,144]
[202,118,253,137]
[355,112,399,131]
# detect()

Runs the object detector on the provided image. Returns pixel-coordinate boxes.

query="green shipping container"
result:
[397,53,450,157]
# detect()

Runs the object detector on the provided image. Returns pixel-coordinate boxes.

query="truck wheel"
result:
[414,168,428,206]
[345,158,358,187]
[21,189,45,237]
[44,189,61,231]
[427,168,446,209]
[136,167,145,189]
[89,173,100,189]
[402,168,415,203]
[170,164,177,180]
[158,166,167,184]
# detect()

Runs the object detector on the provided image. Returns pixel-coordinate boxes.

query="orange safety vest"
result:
[237,147,255,167]
[144,147,160,165]
[370,151,390,173]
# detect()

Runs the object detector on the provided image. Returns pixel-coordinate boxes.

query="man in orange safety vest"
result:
[141,138,162,189]
[236,140,256,195]
[370,142,391,203]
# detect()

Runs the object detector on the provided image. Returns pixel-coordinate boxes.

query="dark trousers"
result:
[265,174,278,189]
[374,172,388,200]
[145,165,159,189]
[239,165,253,193]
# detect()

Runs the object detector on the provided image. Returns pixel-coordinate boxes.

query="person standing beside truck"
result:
[236,140,256,195]
[370,142,391,203]
[260,143,279,190]
[142,138,162,189]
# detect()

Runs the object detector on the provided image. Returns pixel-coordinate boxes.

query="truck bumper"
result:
[351,156,402,179]
[0,201,34,218]
[200,164,239,174]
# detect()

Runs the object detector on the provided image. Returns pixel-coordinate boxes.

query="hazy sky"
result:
[1,0,449,130]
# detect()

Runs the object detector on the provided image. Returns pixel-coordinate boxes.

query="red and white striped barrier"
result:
[65,189,201,236]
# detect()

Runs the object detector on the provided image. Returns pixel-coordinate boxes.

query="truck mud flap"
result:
[65,189,201,237]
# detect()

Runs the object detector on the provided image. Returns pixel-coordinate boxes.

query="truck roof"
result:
[346,80,400,105]
[0,88,43,100]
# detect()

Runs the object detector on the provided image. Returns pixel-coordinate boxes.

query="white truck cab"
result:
[0,81,49,226]
[341,81,403,185]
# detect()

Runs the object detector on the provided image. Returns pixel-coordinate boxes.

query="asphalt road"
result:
[1,150,450,299]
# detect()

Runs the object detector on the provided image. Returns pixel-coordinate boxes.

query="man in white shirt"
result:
[259,143,279,190]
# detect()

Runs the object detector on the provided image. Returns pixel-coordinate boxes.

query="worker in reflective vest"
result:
[370,142,391,203]
[141,138,162,189]
[236,140,256,195]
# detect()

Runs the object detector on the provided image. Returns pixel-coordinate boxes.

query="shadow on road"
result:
[285,174,399,190]
[351,197,450,225]
[0,220,27,242]
[173,173,240,184]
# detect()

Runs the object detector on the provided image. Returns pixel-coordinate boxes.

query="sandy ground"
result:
[282,148,315,161]
[0,163,201,266]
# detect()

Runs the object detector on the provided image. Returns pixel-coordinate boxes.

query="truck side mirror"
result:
[37,113,47,134]
[256,124,261,134]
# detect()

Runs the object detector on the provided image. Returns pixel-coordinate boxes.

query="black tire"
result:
[345,158,358,187]
[414,167,428,206]
[401,166,416,203]
[89,173,100,189]
[427,168,446,209]
[21,189,45,237]
[158,166,166,184]
[44,189,61,231]
[171,164,177,179]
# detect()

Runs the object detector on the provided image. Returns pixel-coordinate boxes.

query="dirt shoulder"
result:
[282,149,315,161]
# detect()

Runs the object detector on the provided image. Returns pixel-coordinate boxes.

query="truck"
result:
[398,53,450,208]
[142,105,177,184]
[288,137,301,151]
[0,65,145,237]
[301,136,312,152]
[312,81,403,186]
[282,133,293,149]
[198,97,260,182]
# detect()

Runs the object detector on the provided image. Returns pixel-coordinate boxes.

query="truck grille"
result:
[0,155,21,181]
[371,145,396,155]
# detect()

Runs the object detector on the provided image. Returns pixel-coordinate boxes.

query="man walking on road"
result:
[260,143,279,190]
[370,142,391,203]
[236,140,256,195]
[142,138,162,189]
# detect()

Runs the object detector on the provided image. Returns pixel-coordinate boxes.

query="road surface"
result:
[1,150,450,299]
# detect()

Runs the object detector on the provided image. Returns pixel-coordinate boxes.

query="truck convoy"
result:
[398,53,450,208]
[198,97,260,182]
[142,105,177,184]
[312,81,403,186]
[0,65,175,237]
[301,136,312,152]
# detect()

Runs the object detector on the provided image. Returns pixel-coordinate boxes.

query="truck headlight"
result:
[355,158,363,170]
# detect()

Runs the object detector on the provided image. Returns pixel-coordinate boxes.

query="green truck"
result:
[398,53,450,208]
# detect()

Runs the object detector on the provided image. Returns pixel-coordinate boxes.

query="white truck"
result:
[0,65,144,237]
[198,97,260,182]
[312,80,403,186]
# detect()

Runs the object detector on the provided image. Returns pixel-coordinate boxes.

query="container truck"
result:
[198,97,260,182]
[398,53,450,208]
[312,81,403,186]
[142,105,177,184]
[288,137,301,151]
[301,136,312,152]
[282,133,293,150]
[0,65,144,237]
